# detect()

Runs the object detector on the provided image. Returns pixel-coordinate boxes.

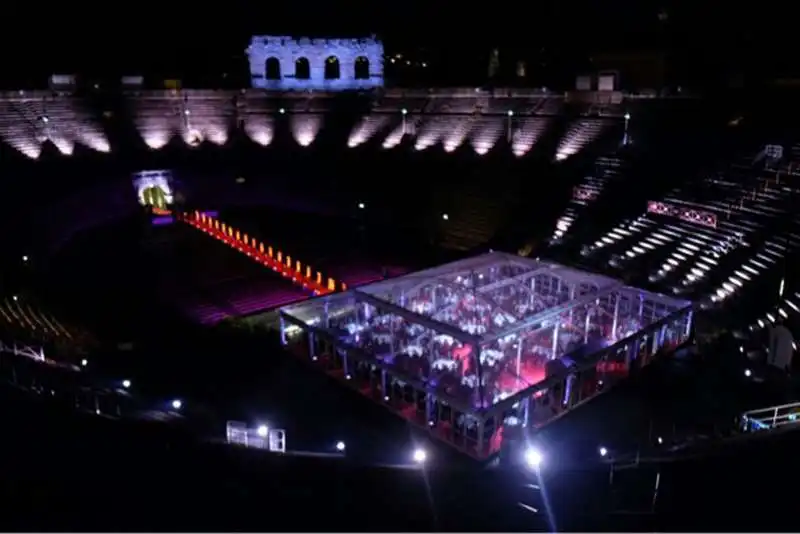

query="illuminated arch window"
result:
[324,56,340,80]
[295,57,310,79]
[265,57,281,80]
[142,186,168,209]
[354,56,370,80]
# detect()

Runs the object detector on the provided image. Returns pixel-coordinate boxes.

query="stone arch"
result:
[247,35,385,90]
[324,56,340,80]
[295,57,310,79]
[265,57,281,80]
[354,56,370,80]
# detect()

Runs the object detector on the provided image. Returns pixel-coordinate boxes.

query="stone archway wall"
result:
[247,35,384,91]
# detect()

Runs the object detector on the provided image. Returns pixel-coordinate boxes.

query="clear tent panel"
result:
[278,252,693,413]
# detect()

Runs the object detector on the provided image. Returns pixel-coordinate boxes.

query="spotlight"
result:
[80,359,88,367]
[744,368,752,378]
[657,436,663,445]
[598,446,608,457]
[412,448,427,464]
[171,399,182,410]
[256,425,269,438]
[122,379,131,389]
[335,441,346,452]
[524,447,543,469]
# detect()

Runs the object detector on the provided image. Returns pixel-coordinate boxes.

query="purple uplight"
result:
[152,216,174,226]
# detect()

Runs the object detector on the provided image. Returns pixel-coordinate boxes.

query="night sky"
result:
[4,1,795,85]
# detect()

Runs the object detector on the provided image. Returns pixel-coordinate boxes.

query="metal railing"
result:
[741,401,800,432]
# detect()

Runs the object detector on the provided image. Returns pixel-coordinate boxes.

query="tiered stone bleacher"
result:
[0,294,94,366]
[0,89,626,160]
[149,224,306,325]
[576,144,798,333]
[40,95,108,154]
[437,185,509,251]
[132,90,237,149]
[0,92,109,158]
[0,297,71,341]
[0,93,48,158]
[745,143,800,332]
[0,89,627,257]
[556,117,610,161]
[550,155,628,244]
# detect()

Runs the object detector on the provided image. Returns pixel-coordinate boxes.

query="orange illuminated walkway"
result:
[177,211,346,297]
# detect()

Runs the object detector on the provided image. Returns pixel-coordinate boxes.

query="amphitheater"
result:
[1,76,799,528]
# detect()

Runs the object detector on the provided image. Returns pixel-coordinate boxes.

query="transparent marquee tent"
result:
[279,252,693,457]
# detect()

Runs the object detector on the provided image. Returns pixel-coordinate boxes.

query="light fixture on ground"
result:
[171,399,182,410]
[524,447,543,469]
[412,448,427,464]
[336,441,346,452]
[256,424,269,438]
[122,379,131,389]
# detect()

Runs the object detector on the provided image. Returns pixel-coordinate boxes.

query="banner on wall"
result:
[647,201,718,229]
